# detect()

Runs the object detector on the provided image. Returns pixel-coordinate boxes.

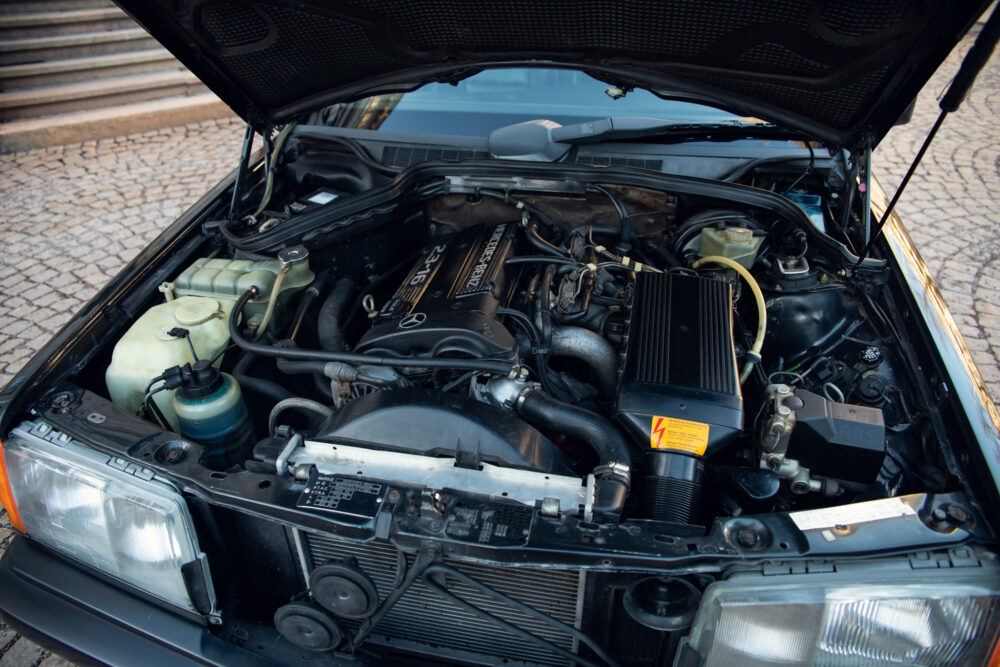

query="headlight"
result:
[1,421,214,615]
[682,566,1000,666]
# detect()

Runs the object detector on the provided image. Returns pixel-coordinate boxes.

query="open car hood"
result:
[116,0,988,150]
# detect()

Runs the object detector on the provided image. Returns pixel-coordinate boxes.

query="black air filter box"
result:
[616,272,743,457]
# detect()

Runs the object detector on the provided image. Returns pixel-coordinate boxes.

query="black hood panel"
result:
[118,0,987,148]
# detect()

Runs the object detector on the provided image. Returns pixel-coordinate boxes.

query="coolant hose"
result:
[288,271,328,341]
[317,277,355,352]
[516,389,631,514]
[230,288,518,375]
[692,255,766,384]
[232,352,296,403]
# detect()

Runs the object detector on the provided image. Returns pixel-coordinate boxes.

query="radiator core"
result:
[299,532,585,665]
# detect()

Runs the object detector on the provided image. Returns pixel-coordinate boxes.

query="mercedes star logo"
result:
[398,312,427,329]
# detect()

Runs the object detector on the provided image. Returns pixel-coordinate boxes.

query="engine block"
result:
[355,223,518,359]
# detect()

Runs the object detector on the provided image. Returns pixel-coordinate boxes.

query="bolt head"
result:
[946,505,969,524]
[49,392,74,413]
[737,528,760,548]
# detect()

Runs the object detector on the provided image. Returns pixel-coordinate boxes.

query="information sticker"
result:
[650,416,710,455]
[790,497,917,532]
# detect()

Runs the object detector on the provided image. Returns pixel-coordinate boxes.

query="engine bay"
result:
[44,135,982,664]
[96,150,935,527]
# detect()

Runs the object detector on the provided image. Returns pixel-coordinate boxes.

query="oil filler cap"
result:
[309,560,379,619]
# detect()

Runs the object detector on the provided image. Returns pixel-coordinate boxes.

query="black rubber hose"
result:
[525,220,569,257]
[317,277,356,352]
[516,390,631,489]
[288,270,328,341]
[230,288,517,374]
[232,352,296,403]
[275,358,330,376]
[591,185,630,254]
[505,256,581,268]
[568,223,620,240]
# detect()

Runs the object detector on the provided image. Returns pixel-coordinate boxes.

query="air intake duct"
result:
[616,271,743,524]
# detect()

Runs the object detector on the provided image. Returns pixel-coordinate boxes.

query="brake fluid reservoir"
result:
[106,296,228,431]
[698,226,763,268]
[172,361,253,470]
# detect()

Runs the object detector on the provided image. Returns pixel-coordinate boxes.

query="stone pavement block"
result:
[0,625,16,653]
[0,638,47,666]
[39,655,76,667]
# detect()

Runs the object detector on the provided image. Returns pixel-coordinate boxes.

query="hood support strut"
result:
[229,123,257,220]
[859,4,1000,262]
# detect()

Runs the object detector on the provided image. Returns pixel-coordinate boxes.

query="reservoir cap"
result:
[177,360,223,399]
[175,297,221,326]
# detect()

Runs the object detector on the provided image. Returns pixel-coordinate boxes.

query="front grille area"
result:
[302,532,584,665]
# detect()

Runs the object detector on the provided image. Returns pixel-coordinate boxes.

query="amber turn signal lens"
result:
[0,439,26,534]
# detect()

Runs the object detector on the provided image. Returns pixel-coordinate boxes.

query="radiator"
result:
[298,531,586,665]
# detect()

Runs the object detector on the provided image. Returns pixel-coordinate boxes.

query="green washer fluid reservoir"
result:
[172,360,253,470]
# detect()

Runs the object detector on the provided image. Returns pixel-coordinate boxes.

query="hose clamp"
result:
[593,462,631,484]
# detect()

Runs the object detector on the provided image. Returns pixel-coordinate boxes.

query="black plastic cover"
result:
[787,389,886,484]
[355,224,517,359]
[616,272,742,456]
[317,388,572,474]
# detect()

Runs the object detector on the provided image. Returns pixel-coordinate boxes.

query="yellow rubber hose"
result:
[251,265,289,342]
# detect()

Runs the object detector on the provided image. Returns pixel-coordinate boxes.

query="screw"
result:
[931,507,948,523]
[736,528,760,548]
[50,391,73,413]
[945,505,970,525]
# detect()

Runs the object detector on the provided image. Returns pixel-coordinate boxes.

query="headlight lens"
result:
[685,568,1000,666]
[3,422,213,614]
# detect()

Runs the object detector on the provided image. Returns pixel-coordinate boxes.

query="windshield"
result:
[316,68,746,136]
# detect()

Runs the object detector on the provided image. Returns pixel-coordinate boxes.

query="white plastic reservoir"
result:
[106,296,229,431]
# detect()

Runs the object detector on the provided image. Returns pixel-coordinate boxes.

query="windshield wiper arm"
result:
[488,116,776,161]
[553,117,770,144]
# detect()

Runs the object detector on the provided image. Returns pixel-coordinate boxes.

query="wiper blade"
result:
[552,116,773,144]
[488,116,779,161]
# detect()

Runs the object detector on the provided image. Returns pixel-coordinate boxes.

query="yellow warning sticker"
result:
[650,416,710,455]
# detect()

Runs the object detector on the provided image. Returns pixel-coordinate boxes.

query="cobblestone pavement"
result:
[875,27,1000,404]
[1,27,1000,665]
